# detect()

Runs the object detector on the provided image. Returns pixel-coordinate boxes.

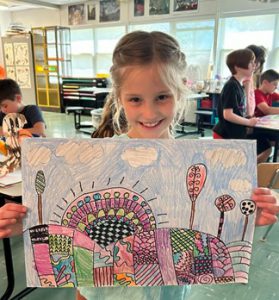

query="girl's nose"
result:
[141,101,157,119]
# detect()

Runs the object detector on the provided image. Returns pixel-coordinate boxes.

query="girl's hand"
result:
[252,187,279,226]
[0,203,27,239]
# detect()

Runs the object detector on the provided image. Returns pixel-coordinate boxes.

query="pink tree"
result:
[186,163,207,229]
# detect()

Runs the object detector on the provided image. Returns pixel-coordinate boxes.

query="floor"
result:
[1,111,278,300]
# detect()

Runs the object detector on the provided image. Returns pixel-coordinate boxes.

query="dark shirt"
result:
[0,105,44,130]
[213,76,246,139]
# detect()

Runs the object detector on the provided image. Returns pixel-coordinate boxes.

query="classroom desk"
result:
[175,93,209,137]
[0,180,36,300]
[254,114,279,162]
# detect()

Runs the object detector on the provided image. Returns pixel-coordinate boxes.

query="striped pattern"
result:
[134,264,163,286]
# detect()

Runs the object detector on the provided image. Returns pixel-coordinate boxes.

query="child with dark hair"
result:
[0,78,45,137]
[254,69,279,117]
[213,49,271,163]
[213,49,258,139]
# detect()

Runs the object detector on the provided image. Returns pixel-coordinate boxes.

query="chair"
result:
[257,163,279,240]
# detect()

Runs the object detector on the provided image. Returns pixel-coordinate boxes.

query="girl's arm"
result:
[223,108,258,126]
[0,203,27,238]
[252,187,279,226]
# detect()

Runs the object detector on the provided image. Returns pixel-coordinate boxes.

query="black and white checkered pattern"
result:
[86,218,134,248]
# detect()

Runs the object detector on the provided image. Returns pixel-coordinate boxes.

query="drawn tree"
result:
[214,195,236,239]
[35,170,46,224]
[240,200,256,241]
[186,163,207,229]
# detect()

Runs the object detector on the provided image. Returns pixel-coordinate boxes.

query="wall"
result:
[11,8,60,28]
[0,11,12,66]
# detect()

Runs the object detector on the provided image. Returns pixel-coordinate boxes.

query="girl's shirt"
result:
[79,134,191,300]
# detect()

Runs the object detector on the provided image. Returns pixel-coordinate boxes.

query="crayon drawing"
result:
[22,139,257,288]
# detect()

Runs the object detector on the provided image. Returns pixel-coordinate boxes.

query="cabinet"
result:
[62,77,110,111]
[1,33,36,105]
[31,26,71,112]
[196,92,220,126]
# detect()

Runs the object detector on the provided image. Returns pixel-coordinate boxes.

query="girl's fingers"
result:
[3,203,27,213]
[256,211,278,226]
[0,210,26,220]
[0,218,17,228]
[0,228,12,239]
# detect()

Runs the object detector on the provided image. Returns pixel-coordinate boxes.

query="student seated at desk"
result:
[254,69,279,117]
[213,49,271,163]
[0,79,45,137]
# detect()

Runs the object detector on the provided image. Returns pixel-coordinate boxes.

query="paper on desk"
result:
[0,169,22,187]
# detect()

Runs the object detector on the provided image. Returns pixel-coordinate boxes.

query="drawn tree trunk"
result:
[186,163,207,229]
[35,170,46,225]
[240,200,256,241]
[214,195,236,239]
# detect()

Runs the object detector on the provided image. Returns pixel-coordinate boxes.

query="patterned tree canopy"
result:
[215,195,236,212]
[186,164,207,202]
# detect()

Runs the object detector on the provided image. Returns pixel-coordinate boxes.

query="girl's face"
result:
[119,64,175,139]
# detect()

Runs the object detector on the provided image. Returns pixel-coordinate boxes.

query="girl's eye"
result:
[157,94,170,101]
[128,97,141,103]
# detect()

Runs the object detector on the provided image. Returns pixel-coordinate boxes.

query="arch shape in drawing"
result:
[28,187,235,288]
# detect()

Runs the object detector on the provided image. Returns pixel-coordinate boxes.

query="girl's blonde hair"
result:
[109,31,188,134]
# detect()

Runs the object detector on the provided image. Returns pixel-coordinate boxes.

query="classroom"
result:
[0,1,279,299]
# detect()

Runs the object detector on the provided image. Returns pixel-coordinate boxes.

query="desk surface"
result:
[187,93,208,100]
[78,87,111,94]
[255,114,279,131]
[0,182,22,197]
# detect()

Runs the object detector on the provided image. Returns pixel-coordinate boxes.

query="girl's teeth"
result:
[143,122,159,127]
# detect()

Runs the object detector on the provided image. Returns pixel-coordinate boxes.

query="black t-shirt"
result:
[0,105,44,129]
[213,77,247,139]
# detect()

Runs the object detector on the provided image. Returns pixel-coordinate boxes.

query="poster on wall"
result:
[134,0,144,16]
[16,66,31,89]
[4,43,14,65]
[100,0,120,22]
[68,4,85,25]
[173,0,198,12]
[14,43,29,65]
[6,66,16,81]
[22,138,257,288]
[87,2,96,21]
[149,0,170,15]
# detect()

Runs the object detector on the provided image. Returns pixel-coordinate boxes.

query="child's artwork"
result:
[22,139,257,288]
[256,114,279,130]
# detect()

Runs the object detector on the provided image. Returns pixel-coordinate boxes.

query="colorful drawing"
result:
[22,139,257,287]
[0,113,32,176]
[256,114,279,130]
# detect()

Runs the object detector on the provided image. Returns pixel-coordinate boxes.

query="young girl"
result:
[0,31,278,300]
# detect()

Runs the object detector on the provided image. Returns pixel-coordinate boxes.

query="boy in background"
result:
[254,69,279,117]
[0,79,45,137]
[213,49,271,163]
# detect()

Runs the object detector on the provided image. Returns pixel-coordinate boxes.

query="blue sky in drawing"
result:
[22,138,257,245]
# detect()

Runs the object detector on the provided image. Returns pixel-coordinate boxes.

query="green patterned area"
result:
[74,247,94,286]
[49,235,72,255]
[171,229,196,253]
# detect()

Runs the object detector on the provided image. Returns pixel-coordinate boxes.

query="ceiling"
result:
[0,0,88,11]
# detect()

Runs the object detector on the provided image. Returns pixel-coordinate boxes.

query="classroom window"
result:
[216,14,279,78]
[95,26,126,74]
[71,28,94,76]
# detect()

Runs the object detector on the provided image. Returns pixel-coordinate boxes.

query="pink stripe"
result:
[155,228,177,285]
[33,244,53,275]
